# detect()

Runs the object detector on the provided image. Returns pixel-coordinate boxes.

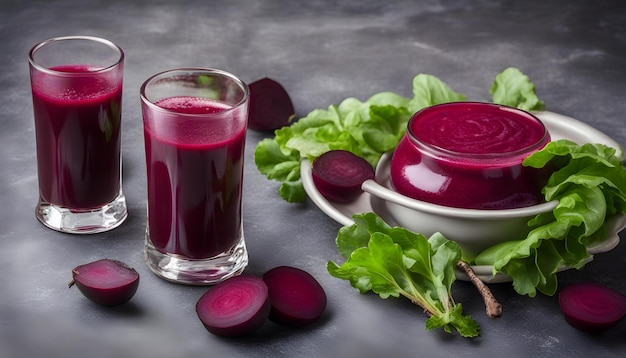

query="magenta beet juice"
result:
[390,102,551,210]
[32,65,122,208]
[29,36,127,234]
[140,68,249,285]
[144,97,246,259]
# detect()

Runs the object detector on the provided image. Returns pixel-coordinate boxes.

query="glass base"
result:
[35,192,128,234]
[144,233,248,285]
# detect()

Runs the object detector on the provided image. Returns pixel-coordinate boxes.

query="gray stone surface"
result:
[1,0,625,357]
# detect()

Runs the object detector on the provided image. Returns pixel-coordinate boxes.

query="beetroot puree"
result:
[144,96,246,259]
[31,65,122,209]
[390,102,551,209]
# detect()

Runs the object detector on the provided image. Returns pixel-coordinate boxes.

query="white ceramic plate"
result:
[301,111,626,282]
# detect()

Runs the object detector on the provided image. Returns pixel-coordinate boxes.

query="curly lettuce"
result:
[475,140,626,297]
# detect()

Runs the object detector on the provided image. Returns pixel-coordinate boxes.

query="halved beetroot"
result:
[196,275,271,337]
[312,150,375,203]
[248,77,295,131]
[558,282,626,332]
[262,266,327,327]
[68,259,140,306]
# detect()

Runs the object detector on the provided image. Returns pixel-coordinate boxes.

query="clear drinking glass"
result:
[29,36,127,234]
[140,68,249,285]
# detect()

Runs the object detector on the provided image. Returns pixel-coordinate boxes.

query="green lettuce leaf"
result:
[327,212,480,338]
[490,67,545,111]
[408,74,466,113]
[253,138,305,202]
[475,140,626,297]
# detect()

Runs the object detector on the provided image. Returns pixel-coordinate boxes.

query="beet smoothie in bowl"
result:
[362,102,557,257]
[391,102,551,209]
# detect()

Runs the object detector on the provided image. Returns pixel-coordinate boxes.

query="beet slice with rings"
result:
[248,77,295,131]
[68,259,140,306]
[263,266,327,327]
[196,275,271,337]
[312,150,375,203]
[558,282,626,332]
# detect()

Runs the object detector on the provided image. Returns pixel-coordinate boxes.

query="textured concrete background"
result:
[1,1,625,357]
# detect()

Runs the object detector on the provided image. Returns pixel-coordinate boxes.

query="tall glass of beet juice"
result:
[140,68,249,285]
[28,36,127,234]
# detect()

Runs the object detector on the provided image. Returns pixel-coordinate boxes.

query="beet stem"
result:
[457,261,503,318]
[68,269,79,288]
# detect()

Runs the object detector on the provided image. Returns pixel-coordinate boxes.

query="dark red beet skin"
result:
[312,150,375,203]
[248,77,295,131]
[69,259,140,306]
[196,275,271,337]
[559,282,626,332]
[262,266,327,327]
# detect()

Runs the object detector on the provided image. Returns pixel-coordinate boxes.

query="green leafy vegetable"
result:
[474,140,626,297]
[490,67,544,111]
[254,138,305,202]
[327,212,480,338]
[408,74,466,112]
[254,67,541,203]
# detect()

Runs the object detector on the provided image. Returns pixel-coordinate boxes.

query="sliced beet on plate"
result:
[558,282,626,332]
[68,258,140,306]
[196,275,271,337]
[311,150,375,203]
[263,266,327,327]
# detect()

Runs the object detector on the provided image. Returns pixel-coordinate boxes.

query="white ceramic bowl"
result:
[363,152,626,260]
[362,153,558,258]
[361,110,626,258]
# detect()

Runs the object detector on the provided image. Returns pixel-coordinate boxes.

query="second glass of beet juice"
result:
[29,36,128,234]
[140,68,249,285]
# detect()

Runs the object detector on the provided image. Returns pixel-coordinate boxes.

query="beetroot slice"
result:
[248,77,295,131]
[558,282,626,332]
[312,150,375,203]
[262,266,327,327]
[196,275,271,337]
[69,259,140,306]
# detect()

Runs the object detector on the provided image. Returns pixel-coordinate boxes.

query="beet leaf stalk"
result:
[457,261,502,318]
[327,212,480,338]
